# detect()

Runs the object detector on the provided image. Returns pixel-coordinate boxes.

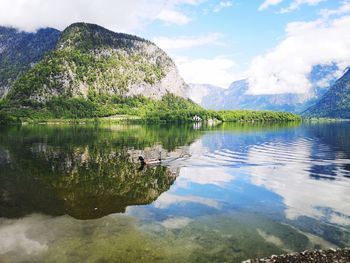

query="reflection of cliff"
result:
[0,125,196,220]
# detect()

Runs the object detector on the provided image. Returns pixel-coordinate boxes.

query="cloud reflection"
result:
[0,215,48,259]
[246,139,350,225]
[160,217,193,229]
[153,193,221,209]
[177,167,234,188]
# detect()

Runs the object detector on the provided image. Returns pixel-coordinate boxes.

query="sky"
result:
[0,0,350,94]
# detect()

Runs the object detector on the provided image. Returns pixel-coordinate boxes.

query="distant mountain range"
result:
[187,83,224,105]
[304,68,350,118]
[0,23,349,119]
[189,64,340,114]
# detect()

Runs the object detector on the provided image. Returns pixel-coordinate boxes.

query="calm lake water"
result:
[0,122,349,262]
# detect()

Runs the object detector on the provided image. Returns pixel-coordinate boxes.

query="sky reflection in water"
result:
[0,122,349,262]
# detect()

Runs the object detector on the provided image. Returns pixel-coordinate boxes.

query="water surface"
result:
[0,122,349,262]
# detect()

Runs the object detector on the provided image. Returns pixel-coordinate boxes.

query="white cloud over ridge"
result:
[248,15,350,95]
[0,0,161,32]
[0,0,201,32]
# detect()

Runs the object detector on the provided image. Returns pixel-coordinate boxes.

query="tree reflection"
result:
[0,124,197,219]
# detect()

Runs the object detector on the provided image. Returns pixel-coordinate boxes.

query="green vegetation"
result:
[7,47,166,104]
[0,93,301,124]
[217,110,300,122]
[5,22,170,106]
[0,23,301,125]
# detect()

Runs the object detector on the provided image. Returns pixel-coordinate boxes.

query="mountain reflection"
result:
[0,124,198,219]
[0,122,350,262]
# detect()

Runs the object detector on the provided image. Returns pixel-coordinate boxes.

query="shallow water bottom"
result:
[0,211,339,263]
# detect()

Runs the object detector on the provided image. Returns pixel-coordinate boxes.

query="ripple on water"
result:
[191,137,350,180]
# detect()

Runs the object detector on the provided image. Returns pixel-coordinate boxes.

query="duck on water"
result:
[138,156,162,165]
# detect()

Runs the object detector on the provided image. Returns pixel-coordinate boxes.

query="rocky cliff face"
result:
[7,23,188,104]
[0,26,60,98]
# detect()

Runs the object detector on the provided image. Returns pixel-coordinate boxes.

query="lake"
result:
[0,122,349,262]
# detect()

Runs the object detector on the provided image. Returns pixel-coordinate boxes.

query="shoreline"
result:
[1,115,302,125]
[244,248,350,263]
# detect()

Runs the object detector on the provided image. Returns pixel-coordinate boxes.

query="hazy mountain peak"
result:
[189,64,340,113]
[188,83,224,104]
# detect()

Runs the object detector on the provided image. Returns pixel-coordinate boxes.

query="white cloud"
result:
[155,0,204,25]
[320,1,350,18]
[153,33,222,50]
[213,1,233,12]
[0,0,202,32]
[259,0,325,13]
[156,9,192,25]
[258,0,284,11]
[176,56,238,88]
[0,0,164,32]
[279,0,325,13]
[248,15,350,95]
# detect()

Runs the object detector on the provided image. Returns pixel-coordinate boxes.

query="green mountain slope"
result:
[7,22,188,105]
[303,69,350,118]
[0,23,301,123]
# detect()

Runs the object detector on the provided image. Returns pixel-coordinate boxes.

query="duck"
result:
[138,156,162,165]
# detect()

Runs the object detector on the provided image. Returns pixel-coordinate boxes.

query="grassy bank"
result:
[0,94,301,124]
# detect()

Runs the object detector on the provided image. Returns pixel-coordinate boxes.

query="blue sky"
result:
[145,0,338,62]
[1,0,349,92]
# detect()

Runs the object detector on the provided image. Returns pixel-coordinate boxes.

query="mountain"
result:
[201,80,317,113]
[189,64,339,113]
[187,83,224,105]
[0,26,61,98]
[303,69,350,118]
[6,23,188,105]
